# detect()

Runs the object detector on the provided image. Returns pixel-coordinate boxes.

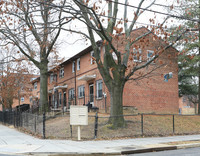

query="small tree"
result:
[0,61,30,111]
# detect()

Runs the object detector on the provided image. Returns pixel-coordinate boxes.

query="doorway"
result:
[89,83,94,106]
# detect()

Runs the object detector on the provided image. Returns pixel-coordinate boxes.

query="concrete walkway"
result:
[0,124,200,155]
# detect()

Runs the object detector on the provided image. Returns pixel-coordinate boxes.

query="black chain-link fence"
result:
[0,111,44,138]
[1,111,200,140]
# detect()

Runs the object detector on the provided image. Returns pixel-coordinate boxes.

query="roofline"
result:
[32,26,179,83]
[61,40,102,66]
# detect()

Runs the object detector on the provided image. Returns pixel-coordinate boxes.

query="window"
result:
[96,80,103,99]
[133,48,142,62]
[34,82,37,90]
[77,58,80,70]
[59,92,62,106]
[72,61,75,73]
[91,51,95,64]
[147,50,154,61]
[21,87,24,91]
[50,73,54,83]
[30,97,32,103]
[54,74,57,82]
[69,88,75,100]
[50,73,57,83]
[21,97,24,102]
[59,68,64,78]
[78,85,85,98]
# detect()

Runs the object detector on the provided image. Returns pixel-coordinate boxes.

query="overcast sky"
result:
[57,0,176,60]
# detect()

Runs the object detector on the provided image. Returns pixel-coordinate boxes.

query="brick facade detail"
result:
[29,27,179,114]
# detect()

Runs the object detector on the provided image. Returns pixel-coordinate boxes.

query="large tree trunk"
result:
[108,83,125,129]
[198,4,200,114]
[198,70,200,114]
[40,60,48,112]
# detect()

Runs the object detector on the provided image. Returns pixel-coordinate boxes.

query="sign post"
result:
[78,125,81,140]
[70,106,88,140]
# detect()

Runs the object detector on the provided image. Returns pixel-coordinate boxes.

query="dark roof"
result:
[60,40,102,66]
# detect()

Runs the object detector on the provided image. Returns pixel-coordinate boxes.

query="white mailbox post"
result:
[70,105,88,140]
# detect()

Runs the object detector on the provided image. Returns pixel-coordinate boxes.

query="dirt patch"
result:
[43,113,200,140]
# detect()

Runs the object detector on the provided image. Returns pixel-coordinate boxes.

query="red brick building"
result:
[31,27,179,114]
[0,74,37,111]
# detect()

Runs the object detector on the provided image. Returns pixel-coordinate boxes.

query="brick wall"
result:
[31,27,179,114]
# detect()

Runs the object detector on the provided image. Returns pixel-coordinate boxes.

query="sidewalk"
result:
[0,124,200,155]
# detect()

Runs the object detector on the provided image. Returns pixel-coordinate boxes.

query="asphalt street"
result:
[129,147,200,156]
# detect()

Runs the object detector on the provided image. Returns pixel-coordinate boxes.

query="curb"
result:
[24,152,122,156]
[176,143,200,149]
[121,146,177,155]
[20,143,200,156]
[24,146,177,156]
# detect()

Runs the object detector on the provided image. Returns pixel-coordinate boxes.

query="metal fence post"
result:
[70,125,73,139]
[34,114,37,133]
[94,112,98,139]
[20,112,22,127]
[105,96,107,113]
[27,112,29,127]
[141,114,144,136]
[43,112,46,139]
[13,112,15,126]
[173,115,175,134]
[3,111,5,124]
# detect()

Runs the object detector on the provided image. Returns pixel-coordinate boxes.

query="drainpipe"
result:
[74,61,77,105]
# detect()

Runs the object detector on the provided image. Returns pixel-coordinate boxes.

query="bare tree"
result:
[0,61,30,111]
[0,0,69,111]
[60,0,184,128]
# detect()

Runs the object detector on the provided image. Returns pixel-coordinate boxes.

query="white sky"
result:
[57,0,177,60]
[0,0,181,71]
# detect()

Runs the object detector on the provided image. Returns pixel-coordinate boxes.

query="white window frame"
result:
[96,80,103,99]
[21,97,24,102]
[77,58,80,70]
[78,85,85,98]
[133,48,142,62]
[59,68,64,78]
[34,82,37,90]
[72,61,75,73]
[147,50,154,62]
[69,88,75,100]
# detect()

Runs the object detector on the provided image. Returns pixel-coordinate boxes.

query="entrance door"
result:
[54,90,58,109]
[49,95,52,109]
[89,83,94,106]
[63,92,66,107]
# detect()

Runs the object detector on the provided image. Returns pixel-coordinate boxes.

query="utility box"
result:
[70,105,88,126]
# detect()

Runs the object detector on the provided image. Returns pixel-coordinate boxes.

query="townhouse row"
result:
[0,27,178,113]
[29,27,179,114]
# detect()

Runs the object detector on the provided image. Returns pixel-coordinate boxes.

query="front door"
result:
[49,95,52,109]
[63,92,66,107]
[89,83,94,106]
